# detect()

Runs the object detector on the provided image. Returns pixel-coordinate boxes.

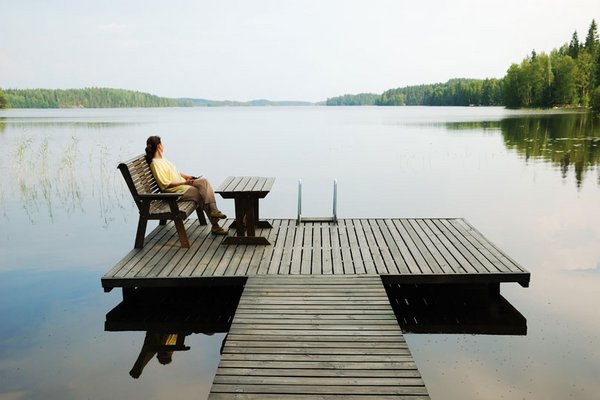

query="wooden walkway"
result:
[209,275,429,399]
[102,218,529,291]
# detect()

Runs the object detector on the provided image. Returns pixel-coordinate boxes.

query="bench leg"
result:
[135,217,148,248]
[173,217,190,248]
[159,219,167,225]
[167,200,190,248]
[196,208,208,225]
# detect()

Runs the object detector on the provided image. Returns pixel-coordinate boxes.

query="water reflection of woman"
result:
[129,332,180,379]
[145,136,228,235]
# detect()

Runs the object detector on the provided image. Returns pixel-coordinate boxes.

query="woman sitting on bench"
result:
[145,135,228,235]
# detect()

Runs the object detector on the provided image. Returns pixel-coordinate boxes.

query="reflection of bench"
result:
[216,176,275,245]
[118,154,207,249]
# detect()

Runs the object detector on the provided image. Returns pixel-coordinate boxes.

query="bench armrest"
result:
[138,193,183,200]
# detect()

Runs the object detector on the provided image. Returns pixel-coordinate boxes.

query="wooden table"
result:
[216,176,275,245]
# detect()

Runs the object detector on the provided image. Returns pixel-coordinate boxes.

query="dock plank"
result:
[209,275,429,399]
[101,218,530,290]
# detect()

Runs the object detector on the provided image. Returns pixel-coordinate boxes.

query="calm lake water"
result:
[1,106,599,399]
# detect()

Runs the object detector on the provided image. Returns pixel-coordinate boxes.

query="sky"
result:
[1,0,599,102]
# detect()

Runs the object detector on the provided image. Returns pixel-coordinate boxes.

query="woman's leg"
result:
[182,179,224,227]
[191,178,217,210]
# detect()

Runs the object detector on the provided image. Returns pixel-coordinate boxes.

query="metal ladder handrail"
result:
[297,179,338,224]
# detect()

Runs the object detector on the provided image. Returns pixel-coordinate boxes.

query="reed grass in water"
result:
[7,134,130,225]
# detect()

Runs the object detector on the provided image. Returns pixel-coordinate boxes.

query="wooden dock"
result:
[102,218,529,291]
[102,217,530,399]
[209,275,429,399]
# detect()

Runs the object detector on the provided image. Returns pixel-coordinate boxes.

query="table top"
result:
[216,176,275,197]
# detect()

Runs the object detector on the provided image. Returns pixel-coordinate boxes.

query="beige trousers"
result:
[180,178,219,224]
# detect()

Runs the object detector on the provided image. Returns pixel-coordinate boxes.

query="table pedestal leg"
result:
[234,198,246,237]
[222,196,270,245]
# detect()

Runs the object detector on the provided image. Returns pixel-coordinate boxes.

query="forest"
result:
[2,20,599,111]
[327,20,600,111]
[0,87,192,108]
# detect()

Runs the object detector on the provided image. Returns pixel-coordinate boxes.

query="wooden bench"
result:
[118,154,207,249]
[216,176,275,245]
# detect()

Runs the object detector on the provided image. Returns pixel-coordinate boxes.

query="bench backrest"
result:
[118,154,161,209]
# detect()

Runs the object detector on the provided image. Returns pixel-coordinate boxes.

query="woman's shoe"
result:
[211,226,228,235]
[209,210,227,219]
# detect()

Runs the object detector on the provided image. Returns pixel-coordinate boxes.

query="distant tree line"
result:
[0,89,8,108]
[377,78,503,106]
[328,20,600,111]
[327,78,503,106]
[182,98,315,106]
[326,93,380,106]
[1,87,193,108]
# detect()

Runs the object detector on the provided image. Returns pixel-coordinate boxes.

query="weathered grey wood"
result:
[291,224,306,274]
[384,219,420,274]
[312,223,323,274]
[209,395,430,400]
[214,367,419,377]
[401,219,443,274]
[210,384,428,396]
[217,360,417,369]
[368,220,395,274]
[180,229,222,276]
[392,219,430,274]
[102,218,530,291]
[346,220,366,274]
[279,220,298,275]
[292,223,316,275]
[247,221,276,275]
[261,219,285,274]
[456,219,526,272]
[329,224,344,275]
[209,393,429,400]
[224,339,406,347]
[353,219,376,274]
[336,220,355,274]
[410,219,455,274]
[213,375,424,385]
[374,219,405,274]
[210,275,429,399]
[216,176,275,244]
[105,224,172,279]
[449,219,509,273]
[431,219,481,274]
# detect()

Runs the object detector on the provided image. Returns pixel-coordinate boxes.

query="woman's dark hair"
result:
[145,136,161,164]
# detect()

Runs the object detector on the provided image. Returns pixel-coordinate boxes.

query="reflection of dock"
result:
[104,286,242,333]
[386,283,527,335]
[102,218,529,291]
[102,218,530,398]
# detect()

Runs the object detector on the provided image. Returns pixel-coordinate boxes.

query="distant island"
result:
[1,20,598,111]
[0,87,317,109]
[180,98,316,107]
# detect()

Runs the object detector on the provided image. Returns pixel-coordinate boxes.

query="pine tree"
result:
[584,19,599,52]
[569,31,580,58]
[584,19,600,92]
